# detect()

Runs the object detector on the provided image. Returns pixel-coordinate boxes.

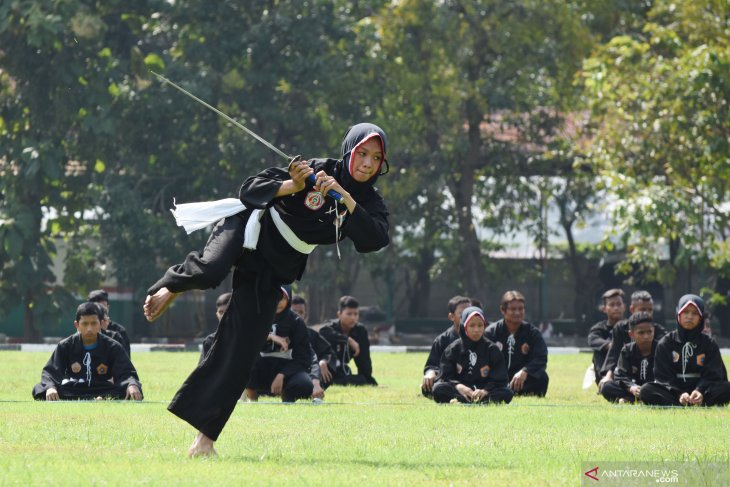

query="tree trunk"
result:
[23,291,40,342]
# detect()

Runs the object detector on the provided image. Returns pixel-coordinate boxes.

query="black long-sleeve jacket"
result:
[614,340,656,391]
[438,337,509,391]
[653,331,727,394]
[485,320,548,379]
[319,320,373,378]
[259,309,312,379]
[587,319,616,377]
[602,321,667,375]
[423,327,460,375]
[35,333,141,394]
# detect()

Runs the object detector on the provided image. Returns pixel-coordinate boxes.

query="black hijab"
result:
[676,294,705,343]
[334,123,388,195]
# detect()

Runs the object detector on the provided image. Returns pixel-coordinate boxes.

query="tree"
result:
[581,0,730,331]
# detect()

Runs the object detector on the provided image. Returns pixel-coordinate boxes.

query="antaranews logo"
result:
[581,461,729,486]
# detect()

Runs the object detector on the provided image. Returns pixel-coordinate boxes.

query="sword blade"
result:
[151,71,291,161]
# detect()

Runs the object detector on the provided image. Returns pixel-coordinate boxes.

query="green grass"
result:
[1,351,728,486]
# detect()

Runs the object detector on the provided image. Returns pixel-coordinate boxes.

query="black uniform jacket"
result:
[653,330,727,394]
[614,340,657,391]
[319,320,372,378]
[439,336,509,391]
[35,332,141,394]
[485,320,548,379]
[238,157,389,283]
[423,326,460,375]
[602,320,667,375]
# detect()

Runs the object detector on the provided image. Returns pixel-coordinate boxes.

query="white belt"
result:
[269,207,317,254]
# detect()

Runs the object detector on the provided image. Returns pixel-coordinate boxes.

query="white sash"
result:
[170,198,317,254]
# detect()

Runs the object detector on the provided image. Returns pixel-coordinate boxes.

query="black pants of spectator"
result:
[33,382,131,400]
[156,215,282,442]
[248,360,314,402]
[600,380,635,403]
[510,372,549,397]
[640,381,730,407]
[432,382,513,404]
[331,371,377,386]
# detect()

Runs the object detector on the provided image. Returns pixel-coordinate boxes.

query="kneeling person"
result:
[600,312,656,403]
[432,306,512,404]
[244,286,314,402]
[32,302,142,401]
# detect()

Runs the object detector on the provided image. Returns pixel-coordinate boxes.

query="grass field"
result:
[1,351,728,486]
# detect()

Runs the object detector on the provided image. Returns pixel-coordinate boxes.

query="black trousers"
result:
[431,382,513,404]
[510,372,549,397]
[163,216,282,441]
[640,381,730,407]
[600,380,635,403]
[248,359,314,402]
[331,371,377,386]
[33,382,131,400]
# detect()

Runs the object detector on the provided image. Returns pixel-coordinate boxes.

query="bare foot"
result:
[143,287,178,322]
[188,432,217,458]
[241,388,258,402]
[618,398,627,404]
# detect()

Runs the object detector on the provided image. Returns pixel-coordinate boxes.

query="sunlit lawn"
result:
[0,351,728,486]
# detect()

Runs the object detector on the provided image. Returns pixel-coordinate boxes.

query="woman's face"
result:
[350,137,383,182]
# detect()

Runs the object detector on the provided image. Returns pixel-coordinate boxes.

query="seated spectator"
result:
[421,295,472,397]
[88,289,131,357]
[199,292,232,364]
[485,290,549,397]
[588,289,626,385]
[640,294,730,407]
[291,295,308,324]
[600,312,656,403]
[319,295,377,386]
[432,306,513,404]
[599,290,667,391]
[32,302,142,401]
[243,286,314,402]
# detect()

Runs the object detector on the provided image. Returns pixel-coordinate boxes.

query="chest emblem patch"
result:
[521,343,530,355]
[71,362,81,374]
[304,191,325,210]
[480,365,490,378]
[96,363,109,375]
[696,354,705,366]
[496,342,503,351]
[672,351,680,363]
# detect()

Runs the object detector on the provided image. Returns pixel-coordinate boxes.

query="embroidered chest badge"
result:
[480,365,490,378]
[521,343,530,355]
[96,363,109,375]
[304,191,325,210]
[496,342,503,351]
[696,354,705,366]
[672,351,680,363]
[71,362,81,373]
